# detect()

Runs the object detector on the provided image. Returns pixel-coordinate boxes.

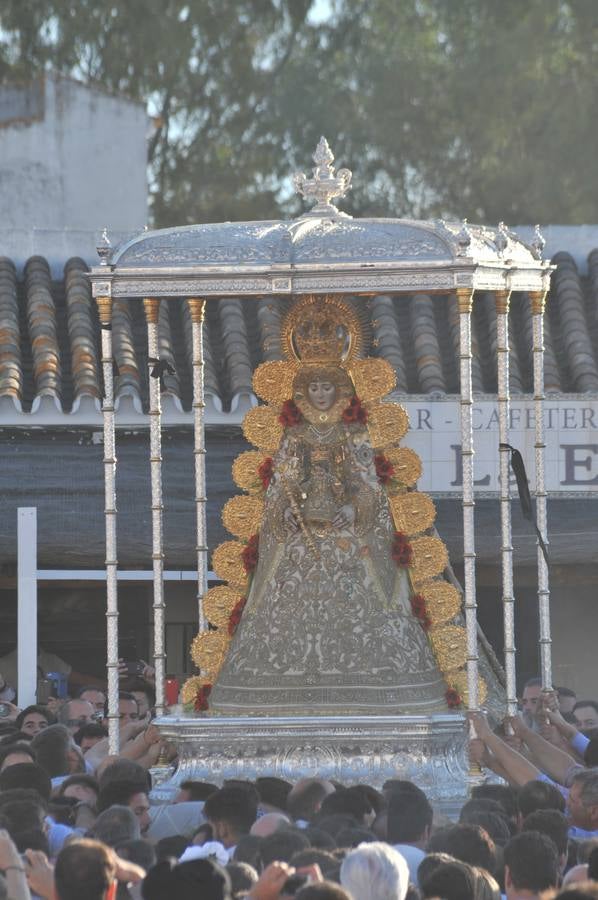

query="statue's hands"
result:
[283,507,299,533]
[333,504,355,529]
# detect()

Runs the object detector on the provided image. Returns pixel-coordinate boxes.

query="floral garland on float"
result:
[182,295,486,713]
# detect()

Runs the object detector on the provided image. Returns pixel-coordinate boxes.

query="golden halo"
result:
[385,448,422,488]
[349,358,396,402]
[212,541,248,590]
[412,579,462,627]
[232,450,272,493]
[410,536,449,580]
[222,495,265,540]
[190,630,229,679]
[446,671,488,707]
[367,401,409,448]
[253,360,297,404]
[429,625,467,672]
[181,674,213,705]
[281,295,362,365]
[202,585,244,628]
[389,492,436,535]
[242,405,283,450]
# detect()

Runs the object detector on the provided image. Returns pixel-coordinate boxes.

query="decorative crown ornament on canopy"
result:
[293,137,352,217]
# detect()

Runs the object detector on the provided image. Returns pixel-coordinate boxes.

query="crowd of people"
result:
[1,669,598,899]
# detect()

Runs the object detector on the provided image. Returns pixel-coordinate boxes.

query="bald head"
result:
[250,812,292,837]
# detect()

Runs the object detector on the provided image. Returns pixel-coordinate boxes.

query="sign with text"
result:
[400,399,598,495]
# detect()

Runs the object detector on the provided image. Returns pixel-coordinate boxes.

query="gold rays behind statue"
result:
[183,294,481,708]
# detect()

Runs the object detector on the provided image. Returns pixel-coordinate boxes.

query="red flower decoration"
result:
[410,593,432,631]
[445,687,462,709]
[257,457,274,489]
[241,534,259,574]
[194,683,212,711]
[228,596,248,636]
[374,454,395,485]
[391,531,413,568]
[342,396,368,425]
[279,400,303,427]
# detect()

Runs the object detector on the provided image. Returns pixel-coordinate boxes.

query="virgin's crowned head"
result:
[292,365,354,423]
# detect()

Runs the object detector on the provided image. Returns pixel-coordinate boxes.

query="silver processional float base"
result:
[152,712,470,817]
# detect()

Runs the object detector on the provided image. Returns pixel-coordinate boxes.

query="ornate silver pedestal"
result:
[154,713,469,816]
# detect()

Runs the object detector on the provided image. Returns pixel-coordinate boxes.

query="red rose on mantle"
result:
[391,531,413,568]
[194,683,212,711]
[257,457,274,489]
[445,687,462,709]
[241,534,259,574]
[410,592,432,631]
[342,396,368,425]
[228,597,248,636]
[374,453,395,485]
[279,400,302,427]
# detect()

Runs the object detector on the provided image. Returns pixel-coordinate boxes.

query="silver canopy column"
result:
[495,289,518,717]
[187,298,208,632]
[530,290,552,691]
[144,298,166,715]
[456,288,480,727]
[96,295,120,753]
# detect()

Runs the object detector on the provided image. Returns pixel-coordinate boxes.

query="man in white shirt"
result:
[387,784,433,885]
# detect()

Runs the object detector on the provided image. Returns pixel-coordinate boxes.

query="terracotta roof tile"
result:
[0,257,21,404]
[0,252,596,418]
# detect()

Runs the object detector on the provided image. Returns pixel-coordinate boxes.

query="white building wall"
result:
[0,73,147,274]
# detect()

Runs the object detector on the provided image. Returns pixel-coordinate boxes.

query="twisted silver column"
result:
[496,290,518,717]
[97,297,120,753]
[530,291,552,690]
[457,289,479,715]
[187,299,208,631]
[144,298,166,714]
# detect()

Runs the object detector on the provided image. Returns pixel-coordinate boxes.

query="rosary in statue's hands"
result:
[332,504,355,529]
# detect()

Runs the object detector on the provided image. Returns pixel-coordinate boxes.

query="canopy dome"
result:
[91,137,552,299]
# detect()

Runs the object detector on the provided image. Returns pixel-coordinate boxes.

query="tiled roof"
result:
[1,251,598,419]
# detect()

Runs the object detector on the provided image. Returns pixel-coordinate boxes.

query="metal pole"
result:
[187,298,208,631]
[17,507,37,708]
[144,298,166,714]
[530,290,552,690]
[495,290,518,717]
[457,288,479,716]
[96,296,120,753]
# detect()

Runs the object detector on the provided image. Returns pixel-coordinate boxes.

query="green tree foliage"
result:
[1,0,597,225]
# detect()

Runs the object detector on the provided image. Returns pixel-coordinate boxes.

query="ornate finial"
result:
[456,219,472,257]
[494,221,509,255]
[531,223,546,260]
[293,137,352,217]
[97,228,112,266]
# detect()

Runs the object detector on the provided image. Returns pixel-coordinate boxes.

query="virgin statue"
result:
[185,295,504,718]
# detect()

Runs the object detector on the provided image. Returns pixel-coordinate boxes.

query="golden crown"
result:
[281,295,362,365]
